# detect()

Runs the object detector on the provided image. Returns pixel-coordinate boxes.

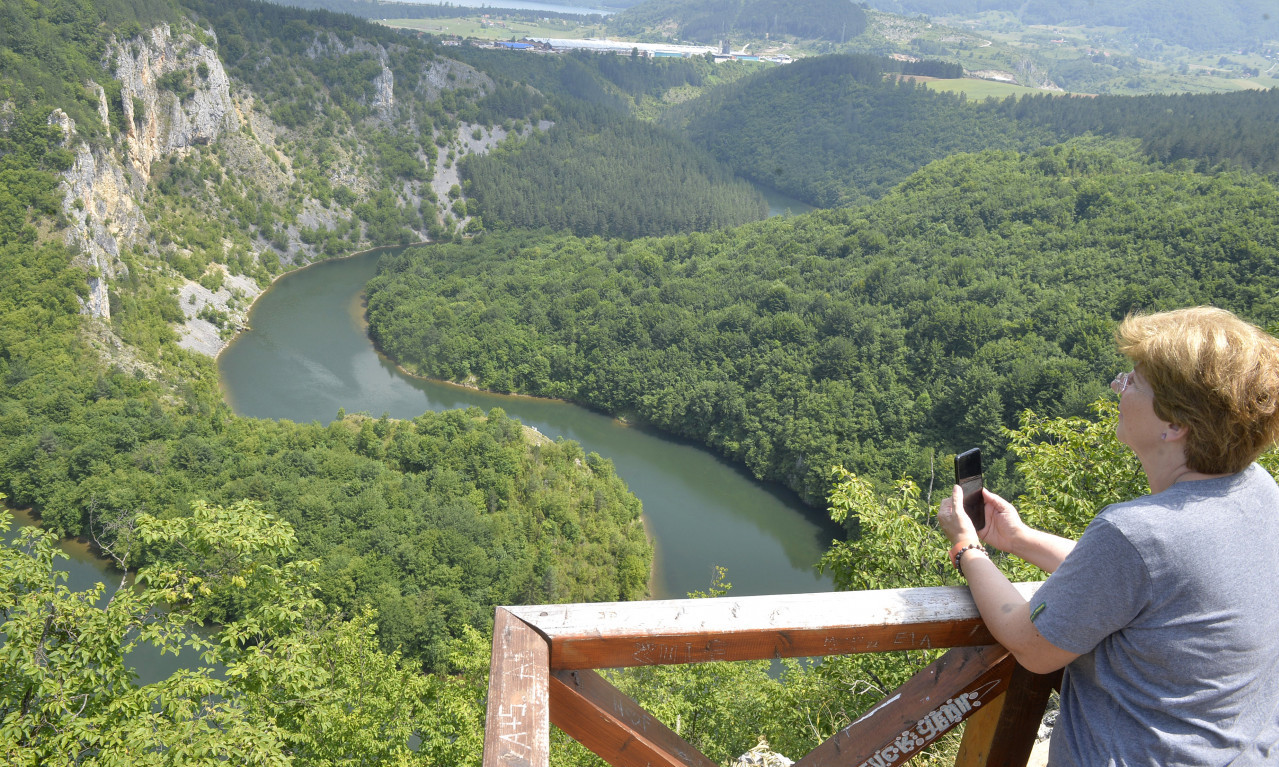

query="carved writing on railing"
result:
[797,645,1015,767]
[483,608,550,767]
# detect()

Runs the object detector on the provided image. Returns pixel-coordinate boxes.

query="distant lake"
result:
[396,0,613,15]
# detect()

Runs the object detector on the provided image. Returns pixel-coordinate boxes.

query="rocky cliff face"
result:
[59,23,238,322]
[62,142,149,320]
[49,20,512,358]
[113,23,237,182]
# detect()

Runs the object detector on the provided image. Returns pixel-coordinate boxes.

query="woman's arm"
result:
[956,548,1080,674]
[973,489,1075,573]
[941,485,1080,674]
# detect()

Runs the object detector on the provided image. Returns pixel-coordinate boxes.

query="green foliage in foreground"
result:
[366,140,1279,506]
[11,402,1252,764]
[0,499,487,766]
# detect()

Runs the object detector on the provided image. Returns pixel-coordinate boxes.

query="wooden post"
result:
[956,664,1060,767]
[483,608,551,767]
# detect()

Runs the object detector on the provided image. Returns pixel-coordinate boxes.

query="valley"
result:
[3,0,1279,763]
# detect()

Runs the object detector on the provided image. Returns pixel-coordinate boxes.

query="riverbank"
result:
[217,247,835,599]
[207,242,427,364]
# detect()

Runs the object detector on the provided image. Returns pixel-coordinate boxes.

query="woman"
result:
[938,307,1279,766]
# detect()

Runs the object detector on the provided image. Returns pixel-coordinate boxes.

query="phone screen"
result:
[954,448,985,530]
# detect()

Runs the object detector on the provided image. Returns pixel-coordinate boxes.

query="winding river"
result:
[4,187,827,684]
[217,248,836,599]
[218,188,830,599]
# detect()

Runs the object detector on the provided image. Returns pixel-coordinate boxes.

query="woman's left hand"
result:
[938,484,980,546]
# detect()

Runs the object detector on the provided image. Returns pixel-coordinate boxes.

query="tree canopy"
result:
[367,139,1279,506]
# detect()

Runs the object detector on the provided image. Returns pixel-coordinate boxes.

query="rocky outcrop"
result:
[59,23,239,322]
[734,739,794,767]
[112,23,237,182]
[305,33,396,119]
[418,58,494,100]
[430,120,548,229]
[47,109,75,141]
[61,142,149,320]
[373,64,395,118]
[174,267,263,358]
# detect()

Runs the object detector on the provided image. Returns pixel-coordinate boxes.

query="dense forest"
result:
[669,54,1279,209]
[460,105,767,237]
[0,0,662,671]
[987,88,1279,177]
[866,0,1279,52]
[0,123,648,673]
[672,54,1055,206]
[367,139,1279,505]
[9,0,1279,762]
[608,0,868,43]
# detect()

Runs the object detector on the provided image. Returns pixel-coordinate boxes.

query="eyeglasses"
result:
[1111,370,1145,396]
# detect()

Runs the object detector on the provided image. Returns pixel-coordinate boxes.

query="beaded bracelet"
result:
[949,542,987,577]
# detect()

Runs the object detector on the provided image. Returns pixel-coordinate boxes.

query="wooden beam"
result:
[956,664,1060,767]
[794,645,1016,767]
[507,584,1043,670]
[550,668,716,767]
[483,608,551,767]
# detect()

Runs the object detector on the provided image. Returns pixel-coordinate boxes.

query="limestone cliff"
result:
[46,18,530,359]
[113,23,237,182]
[59,22,237,322]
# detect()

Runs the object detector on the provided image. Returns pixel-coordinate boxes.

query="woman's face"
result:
[1111,368,1164,453]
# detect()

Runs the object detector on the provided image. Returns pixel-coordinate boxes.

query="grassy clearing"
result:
[920,77,1056,99]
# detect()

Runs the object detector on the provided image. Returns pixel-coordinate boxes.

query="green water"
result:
[217,249,837,599]
[4,507,215,685]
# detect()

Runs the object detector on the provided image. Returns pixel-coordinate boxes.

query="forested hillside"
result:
[672,54,1279,208]
[460,106,767,237]
[367,139,1279,505]
[11,0,1279,761]
[439,49,767,236]
[1,0,661,669]
[672,54,1054,207]
[988,88,1279,177]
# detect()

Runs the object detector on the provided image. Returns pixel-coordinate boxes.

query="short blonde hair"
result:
[1117,307,1279,474]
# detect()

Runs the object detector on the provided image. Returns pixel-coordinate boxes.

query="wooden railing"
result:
[482,583,1060,767]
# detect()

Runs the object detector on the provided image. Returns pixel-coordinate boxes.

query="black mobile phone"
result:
[954,448,986,531]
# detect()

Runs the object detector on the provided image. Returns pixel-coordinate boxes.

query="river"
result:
[217,242,836,599]
[4,185,829,683]
[216,186,825,599]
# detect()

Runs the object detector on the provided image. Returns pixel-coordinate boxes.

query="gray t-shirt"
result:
[1029,463,1279,767]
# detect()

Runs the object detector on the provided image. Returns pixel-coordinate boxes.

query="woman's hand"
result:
[938,484,980,546]
[938,485,1027,555]
[974,488,1027,554]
